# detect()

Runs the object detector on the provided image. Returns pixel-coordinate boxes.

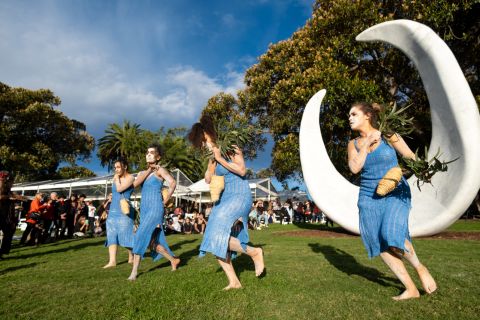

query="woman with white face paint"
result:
[127,144,180,281]
[347,102,437,300]
[103,159,135,268]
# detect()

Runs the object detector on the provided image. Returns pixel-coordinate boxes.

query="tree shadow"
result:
[0,262,45,276]
[13,239,105,260]
[308,243,402,289]
[169,239,199,251]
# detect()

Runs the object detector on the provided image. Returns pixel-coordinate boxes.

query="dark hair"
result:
[114,158,128,168]
[147,143,164,157]
[188,114,217,149]
[352,102,383,129]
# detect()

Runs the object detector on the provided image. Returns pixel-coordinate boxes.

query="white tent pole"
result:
[104,179,108,199]
[175,170,179,207]
[68,183,72,198]
[199,192,202,212]
[268,179,271,201]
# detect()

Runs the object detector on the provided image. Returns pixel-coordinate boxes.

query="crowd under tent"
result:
[184,178,279,211]
[11,169,193,207]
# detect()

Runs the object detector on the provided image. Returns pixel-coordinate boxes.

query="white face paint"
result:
[146,147,159,164]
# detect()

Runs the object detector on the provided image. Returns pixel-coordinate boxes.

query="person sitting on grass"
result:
[73,216,88,238]
[193,212,206,234]
[182,217,194,234]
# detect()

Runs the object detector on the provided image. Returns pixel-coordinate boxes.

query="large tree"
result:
[0,82,95,182]
[240,0,479,182]
[97,120,148,171]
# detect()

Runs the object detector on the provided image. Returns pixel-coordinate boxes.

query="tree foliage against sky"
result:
[238,0,479,182]
[0,82,95,182]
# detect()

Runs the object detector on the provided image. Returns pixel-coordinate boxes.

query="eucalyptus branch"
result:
[400,147,458,191]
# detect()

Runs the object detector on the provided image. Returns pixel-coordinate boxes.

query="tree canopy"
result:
[0,82,95,182]
[238,0,479,182]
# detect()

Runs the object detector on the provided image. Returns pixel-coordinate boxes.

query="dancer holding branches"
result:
[188,115,265,290]
[347,102,437,300]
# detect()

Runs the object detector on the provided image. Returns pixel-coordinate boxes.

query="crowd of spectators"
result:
[14,192,332,247]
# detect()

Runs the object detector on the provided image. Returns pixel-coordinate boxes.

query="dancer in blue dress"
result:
[128,144,180,281]
[188,115,265,290]
[103,159,135,268]
[348,102,437,300]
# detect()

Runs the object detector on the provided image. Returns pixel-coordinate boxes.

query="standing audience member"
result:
[86,200,96,234]
[66,194,78,238]
[20,193,47,245]
[56,194,67,239]
[0,171,24,258]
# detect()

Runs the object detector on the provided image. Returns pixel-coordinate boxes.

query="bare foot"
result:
[392,289,420,301]
[127,273,137,281]
[171,258,181,271]
[102,263,116,269]
[251,247,265,277]
[222,283,242,291]
[417,265,437,294]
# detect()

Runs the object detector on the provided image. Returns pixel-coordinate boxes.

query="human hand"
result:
[212,146,222,161]
[366,130,381,146]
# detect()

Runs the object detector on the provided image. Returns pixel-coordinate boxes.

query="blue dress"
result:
[133,173,174,261]
[199,162,252,260]
[355,138,411,258]
[105,182,134,248]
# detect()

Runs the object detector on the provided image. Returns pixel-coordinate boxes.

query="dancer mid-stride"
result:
[188,115,265,290]
[128,144,180,281]
[103,159,134,268]
[347,102,437,300]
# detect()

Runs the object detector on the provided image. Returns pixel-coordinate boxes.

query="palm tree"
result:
[97,120,147,171]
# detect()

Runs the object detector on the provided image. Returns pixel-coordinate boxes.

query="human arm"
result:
[114,174,135,193]
[204,159,216,184]
[347,131,381,174]
[388,133,416,160]
[133,167,154,188]
[156,167,176,204]
[212,146,246,177]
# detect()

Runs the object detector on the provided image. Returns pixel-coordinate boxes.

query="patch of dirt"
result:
[419,231,480,241]
[277,230,480,240]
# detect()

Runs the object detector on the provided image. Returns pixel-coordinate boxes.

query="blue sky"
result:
[0,0,313,189]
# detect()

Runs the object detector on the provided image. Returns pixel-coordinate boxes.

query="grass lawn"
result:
[1,221,479,320]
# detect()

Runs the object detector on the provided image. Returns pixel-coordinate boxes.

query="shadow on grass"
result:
[293,223,356,235]
[12,239,105,260]
[309,243,402,289]
[0,262,45,276]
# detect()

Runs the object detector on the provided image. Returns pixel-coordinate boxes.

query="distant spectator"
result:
[193,212,206,234]
[74,216,88,238]
[86,200,96,234]
[182,217,194,234]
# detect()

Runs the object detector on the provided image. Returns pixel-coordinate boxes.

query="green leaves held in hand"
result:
[400,147,458,191]
[378,102,415,139]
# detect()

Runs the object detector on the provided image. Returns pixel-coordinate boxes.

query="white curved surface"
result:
[300,20,480,237]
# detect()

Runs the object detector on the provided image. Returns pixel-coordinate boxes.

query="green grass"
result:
[1,222,479,320]
[446,219,480,232]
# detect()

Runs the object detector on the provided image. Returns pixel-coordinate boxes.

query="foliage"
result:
[98,123,205,181]
[201,92,266,161]
[377,103,415,139]
[239,0,480,181]
[97,120,148,172]
[0,82,95,182]
[56,165,96,179]
[401,147,458,190]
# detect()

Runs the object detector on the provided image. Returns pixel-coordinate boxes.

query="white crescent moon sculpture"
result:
[300,20,480,237]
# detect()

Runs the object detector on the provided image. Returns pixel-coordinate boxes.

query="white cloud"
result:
[0,3,245,137]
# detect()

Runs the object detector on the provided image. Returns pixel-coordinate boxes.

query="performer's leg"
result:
[380,250,420,300]
[402,240,437,294]
[127,249,133,264]
[228,237,265,277]
[103,244,117,268]
[155,244,180,271]
[127,254,141,281]
[217,256,242,290]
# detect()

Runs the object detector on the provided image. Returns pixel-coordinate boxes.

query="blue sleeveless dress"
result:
[355,138,411,258]
[199,162,252,260]
[133,173,174,261]
[106,182,134,248]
